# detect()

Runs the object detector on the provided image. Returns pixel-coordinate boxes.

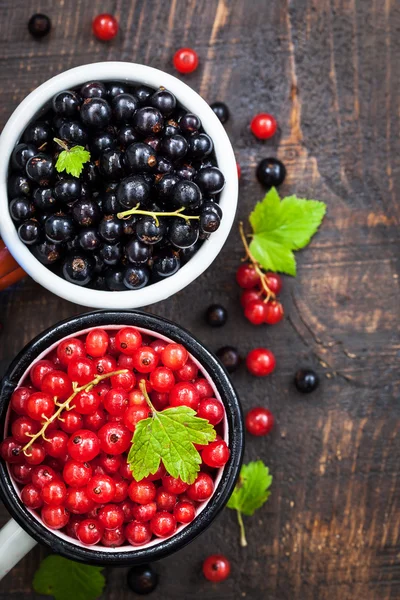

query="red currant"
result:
[21,483,42,509]
[128,389,147,407]
[68,357,95,386]
[0,437,24,464]
[187,472,214,502]
[57,337,85,367]
[92,13,119,41]
[149,391,169,411]
[102,526,125,547]
[236,264,260,289]
[162,475,188,495]
[265,272,282,295]
[59,410,83,434]
[41,370,72,401]
[245,407,274,436]
[264,300,284,325]
[125,520,151,545]
[244,300,267,325]
[108,334,119,356]
[202,554,231,582]
[42,480,67,506]
[193,378,213,399]
[43,430,69,458]
[67,429,100,462]
[237,163,241,178]
[173,48,199,74]
[113,474,129,502]
[146,464,166,482]
[240,288,261,308]
[202,440,230,468]
[132,502,157,523]
[174,501,196,524]
[11,387,32,415]
[11,416,39,444]
[161,344,188,371]
[30,360,55,389]
[77,518,104,545]
[128,480,156,504]
[197,397,224,426]
[115,327,142,356]
[169,382,199,410]
[94,355,117,376]
[83,408,106,431]
[41,505,69,530]
[121,499,135,523]
[98,503,124,530]
[123,405,150,432]
[150,511,176,538]
[73,389,101,415]
[12,463,33,484]
[149,367,175,393]
[65,487,95,514]
[110,370,136,391]
[246,348,276,376]
[85,328,109,358]
[98,422,131,455]
[65,515,83,539]
[175,360,198,382]
[26,391,55,421]
[87,474,116,503]
[131,347,159,373]
[31,465,58,489]
[150,339,167,355]
[250,113,277,139]
[156,488,176,512]
[63,460,92,487]
[103,387,129,416]
[25,442,46,465]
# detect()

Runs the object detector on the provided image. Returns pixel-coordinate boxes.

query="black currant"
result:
[157,157,173,174]
[99,242,122,266]
[28,13,51,38]
[80,97,112,129]
[200,209,221,233]
[150,89,176,116]
[188,133,213,159]
[22,121,52,145]
[54,178,81,204]
[80,81,107,99]
[256,158,286,188]
[116,175,151,209]
[32,188,57,213]
[211,101,230,124]
[143,136,161,151]
[107,82,128,99]
[176,164,196,181]
[90,130,116,158]
[8,174,31,197]
[122,215,137,237]
[58,121,88,145]
[163,120,179,137]
[81,161,100,188]
[205,304,227,327]
[294,369,319,393]
[10,144,37,172]
[32,240,64,265]
[99,149,124,181]
[25,154,54,186]
[216,346,240,373]
[52,91,81,118]
[153,248,180,278]
[135,216,166,245]
[123,265,150,290]
[101,189,122,214]
[155,173,181,203]
[112,93,139,123]
[118,125,139,148]
[172,180,202,209]
[105,268,126,291]
[135,85,154,105]
[179,240,202,264]
[159,134,188,162]
[78,228,102,252]
[44,214,75,243]
[62,254,95,286]
[98,215,123,243]
[67,236,81,254]
[124,143,157,172]
[9,197,35,222]
[195,166,225,194]
[179,113,201,135]
[125,239,152,264]
[127,564,158,594]
[18,219,41,246]
[132,107,164,136]
[168,218,199,249]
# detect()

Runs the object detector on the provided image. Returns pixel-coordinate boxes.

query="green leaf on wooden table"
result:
[248,187,326,276]
[54,139,91,178]
[33,555,105,600]
[127,383,216,485]
[227,460,272,547]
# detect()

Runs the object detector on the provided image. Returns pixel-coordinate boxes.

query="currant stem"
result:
[139,380,157,414]
[53,137,69,152]
[21,369,129,455]
[236,509,248,547]
[117,204,201,226]
[239,221,275,302]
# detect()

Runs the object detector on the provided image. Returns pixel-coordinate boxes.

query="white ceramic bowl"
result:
[0,62,238,308]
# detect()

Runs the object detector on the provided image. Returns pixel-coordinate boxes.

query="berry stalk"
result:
[236,509,248,547]
[239,222,275,302]
[21,369,128,455]
[117,204,201,226]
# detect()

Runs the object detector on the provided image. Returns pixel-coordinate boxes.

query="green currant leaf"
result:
[33,555,105,600]
[54,143,91,178]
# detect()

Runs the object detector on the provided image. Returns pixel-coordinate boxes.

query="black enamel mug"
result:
[0,310,244,577]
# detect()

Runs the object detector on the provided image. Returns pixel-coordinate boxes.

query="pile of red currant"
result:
[0,327,230,547]
[237,263,284,326]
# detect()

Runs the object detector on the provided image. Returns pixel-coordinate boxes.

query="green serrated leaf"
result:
[55,145,91,178]
[128,404,216,485]
[248,187,326,275]
[227,460,272,516]
[33,556,105,600]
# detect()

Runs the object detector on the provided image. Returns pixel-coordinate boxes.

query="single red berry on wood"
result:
[236,263,260,289]
[246,348,276,377]
[250,113,277,139]
[245,407,274,436]
[203,554,231,582]
[92,13,119,41]
[173,48,199,74]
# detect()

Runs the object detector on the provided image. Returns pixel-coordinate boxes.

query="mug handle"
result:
[0,518,37,580]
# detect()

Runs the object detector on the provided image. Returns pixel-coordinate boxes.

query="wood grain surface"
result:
[0,1,399,599]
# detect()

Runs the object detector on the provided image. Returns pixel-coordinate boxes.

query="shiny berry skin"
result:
[85,329,109,357]
[294,369,319,393]
[98,422,131,455]
[203,554,231,582]
[21,483,42,509]
[41,505,69,530]
[193,378,213,399]
[205,304,227,327]
[150,339,167,356]
[41,370,72,401]
[63,460,92,487]
[11,416,39,444]
[187,472,214,501]
[26,391,55,421]
[244,300,268,325]
[125,520,152,546]
[120,499,135,523]
[25,442,46,465]
[162,475,188,495]
[149,367,175,393]
[98,504,124,530]
[256,157,286,188]
[94,355,117,376]
[30,360,55,389]
[150,511,176,538]
[128,480,156,505]
[115,327,142,355]
[92,13,118,41]
[174,501,196,524]
[131,347,159,374]
[43,430,69,458]
[173,48,199,74]
[132,502,157,523]
[42,480,67,506]
[28,13,51,38]
[67,430,100,462]
[77,519,104,545]
[102,526,125,547]
[113,475,129,503]
[65,516,84,540]
[68,357,95,386]
[156,488,177,512]
[128,389,147,407]
[211,101,230,124]
[246,348,276,377]
[110,370,136,391]
[83,408,107,431]
[65,487,95,515]
[240,288,261,308]
[12,463,33,485]
[197,398,224,426]
[123,405,150,433]
[103,387,129,416]
[169,382,199,410]
[216,346,240,374]
[60,410,83,434]
[98,452,122,475]
[146,464,166,482]
[127,564,158,594]
[251,113,277,139]
[236,264,259,289]
[245,407,274,436]
[57,337,85,367]
[264,300,284,325]
[160,344,188,371]
[119,461,134,481]
[175,359,198,382]
[10,387,32,415]
[74,390,101,415]
[202,440,230,468]
[87,474,116,503]
[31,465,58,489]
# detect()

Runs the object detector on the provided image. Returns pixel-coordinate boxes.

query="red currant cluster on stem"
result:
[237,222,284,326]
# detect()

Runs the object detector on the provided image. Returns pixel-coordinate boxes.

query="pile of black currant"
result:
[8,81,225,291]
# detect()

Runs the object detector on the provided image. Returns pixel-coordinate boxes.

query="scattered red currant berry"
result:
[244,300,267,325]
[245,407,274,436]
[246,348,276,377]
[240,288,261,308]
[237,163,241,178]
[92,13,119,42]
[173,48,198,74]
[264,300,284,325]
[236,264,260,289]
[250,113,277,139]
[150,511,176,538]
[202,440,230,468]
[203,554,231,582]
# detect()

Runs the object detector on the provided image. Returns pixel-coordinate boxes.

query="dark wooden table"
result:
[1,1,399,598]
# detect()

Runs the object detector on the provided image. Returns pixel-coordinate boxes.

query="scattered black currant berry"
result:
[216,346,240,373]
[127,564,158,594]
[205,304,227,327]
[294,369,319,393]
[256,158,286,188]
[28,13,51,38]
[211,101,230,124]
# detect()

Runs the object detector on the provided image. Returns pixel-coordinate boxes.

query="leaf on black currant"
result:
[55,144,91,178]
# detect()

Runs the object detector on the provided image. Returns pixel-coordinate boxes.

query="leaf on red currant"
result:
[127,405,216,485]
[249,187,326,276]
[33,555,105,600]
